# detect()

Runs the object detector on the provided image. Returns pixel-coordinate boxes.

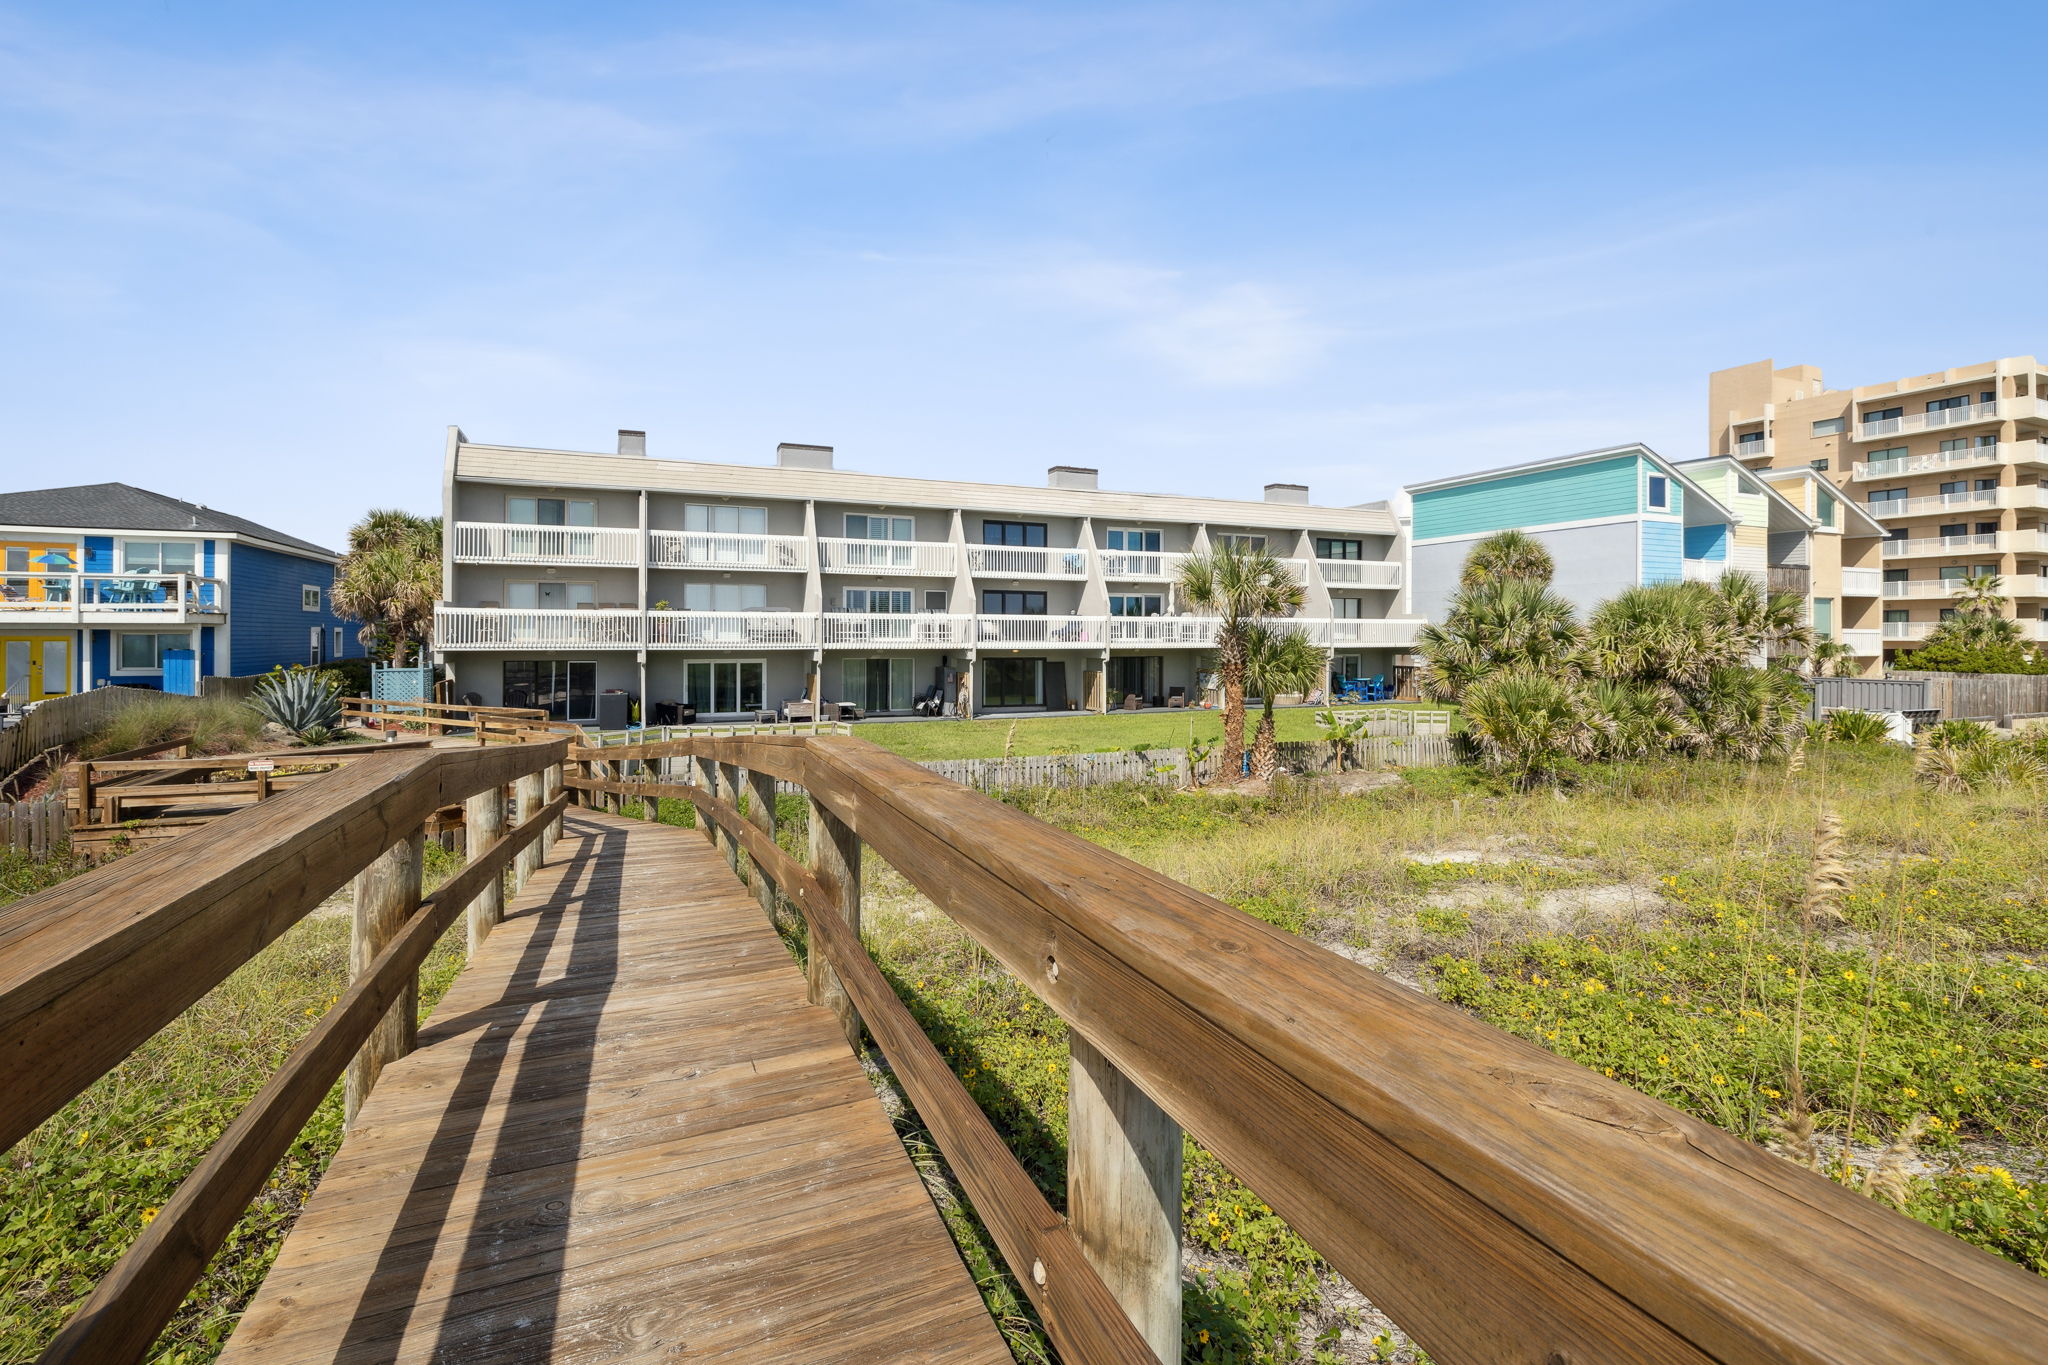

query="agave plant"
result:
[251,668,344,739]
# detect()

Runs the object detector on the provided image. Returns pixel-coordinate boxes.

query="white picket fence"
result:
[1,794,71,859]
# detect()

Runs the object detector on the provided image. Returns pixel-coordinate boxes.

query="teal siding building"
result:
[1406,445,1737,620]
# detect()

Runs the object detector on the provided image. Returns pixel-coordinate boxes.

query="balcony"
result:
[1108,615,1220,647]
[1732,438,1772,463]
[821,613,972,648]
[1316,559,1403,589]
[2013,576,2048,597]
[1866,489,1999,520]
[1882,532,2000,558]
[649,531,808,572]
[1882,580,1964,599]
[1850,445,2007,481]
[1840,568,1883,597]
[649,611,819,649]
[1881,620,1934,641]
[816,537,957,577]
[1766,565,1812,595]
[1315,617,1424,648]
[437,606,641,649]
[0,573,227,625]
[1856,400,2003,442]
[1840,628,1883,656]
[1097,550,1189,581]
[974,614,1108,646]
[451,522,641,567]
[965,546,1090,579]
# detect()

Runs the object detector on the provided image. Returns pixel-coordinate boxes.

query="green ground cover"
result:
[851,702,1445,762]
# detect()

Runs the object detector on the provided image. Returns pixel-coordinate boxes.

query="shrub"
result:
[77,695,264,758]
[250,669,343,739]
[1923,719,1996,750]
[1458,668,1596,788]
[1892,637,2048,675]
[1819,709,1895,745]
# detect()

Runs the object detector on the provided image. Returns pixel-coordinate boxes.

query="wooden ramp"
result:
[220,809,1010,1364]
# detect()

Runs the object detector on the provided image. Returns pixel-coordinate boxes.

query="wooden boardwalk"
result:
[219,809,1010,1364]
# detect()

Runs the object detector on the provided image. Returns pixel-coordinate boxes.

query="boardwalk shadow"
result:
[336,816,625,1357]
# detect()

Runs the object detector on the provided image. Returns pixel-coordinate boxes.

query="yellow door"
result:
[1,633,74,702]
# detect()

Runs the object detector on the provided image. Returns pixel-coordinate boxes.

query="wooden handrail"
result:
[570,732,2048,1364]
[0,738,568,1151]
[35,789,569,1364]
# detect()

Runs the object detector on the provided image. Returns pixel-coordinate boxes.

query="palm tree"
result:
[332,510,442,666]
[1712,570,1815,665]
[1458,529,1555,589]
[1955,572,2008,617]
[1805,638,1858,679]
[1178,543,1305,780]
[1459,667,1598,787]
[1414,578,1581,702]
[1241,624,1327,780]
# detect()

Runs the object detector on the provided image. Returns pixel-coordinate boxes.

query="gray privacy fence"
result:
[1888,671,2048,723]
[1808,676,1931,718]
[199,674,268,703]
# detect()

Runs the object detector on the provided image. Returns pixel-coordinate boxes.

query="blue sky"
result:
[3,1,2044,550]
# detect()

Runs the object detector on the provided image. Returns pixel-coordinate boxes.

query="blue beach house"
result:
[1405,444,1739,621]
[0,482,362,703]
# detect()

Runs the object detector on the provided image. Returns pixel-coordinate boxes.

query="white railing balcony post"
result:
[817,538,958,576]
[648,530,809,571]
[965,546,1091,579]
[646,610,818,648]
[450,521,642,567]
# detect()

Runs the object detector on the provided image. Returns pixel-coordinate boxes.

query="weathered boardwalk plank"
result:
[220,809,1008,1364]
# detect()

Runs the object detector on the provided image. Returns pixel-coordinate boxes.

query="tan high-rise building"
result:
[1709,356,2048,664]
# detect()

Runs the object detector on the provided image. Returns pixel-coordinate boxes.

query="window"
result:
[301,585,321,611]
[115,631,192,671]
[1883,568,1909,582]
[1939,524,1968,539]
[923,590,948,612]
[1810,458,1831,472]
[331,626,344,655]
[844,588,912,613]
[1331,597,1363,619]
[684,660,765,714]
[842,658,915,713]
[1939,608,1958,621]
[1976,522,1999,536]
[683,582,768,611]
[1218,534,1267,552]
[982,657,1044,708]
[846,514,914,541]
[981,520,1046,547]
[1928,395,1972,413]
[1883,609,1910,624]
[1865,446,1908,470]
[1105,528,1162,552]
[1817,491,1837,527]
[683,504,767,533]
[507,497,595,526]
[1940,438,1970,452]
[505,581,595,608]
[503,660,596,721]
[1735,431,1765,448]
[1813,598,1834,637]
[1316,537,1363,560]
[121,541,197,574]
[1940,481,1967,496]
[1866,487,1907,505]
[1811,418,1845,437]
[1887,528,1908,542]
[1977,478,1999,491]
[1863,406,1903,425]
[1108,595,1163,616]
[1646,475,1669,510]
[981,589,1046,614]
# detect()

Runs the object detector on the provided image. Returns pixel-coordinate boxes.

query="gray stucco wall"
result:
[1410,520,1642,623]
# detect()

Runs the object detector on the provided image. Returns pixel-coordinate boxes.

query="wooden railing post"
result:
[345,827,424,1126]
[1068,1033,1183,1363]
[716,760,742,874]
[543,761,563,850]
[694,755,721,849]
[513,770,546,891]
[743,767,780,928]
[464,783,506,956]
[805,796,862,1051]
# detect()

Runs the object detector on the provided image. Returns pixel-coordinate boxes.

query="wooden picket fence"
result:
[0,687,163,789]
[1,793,71,859]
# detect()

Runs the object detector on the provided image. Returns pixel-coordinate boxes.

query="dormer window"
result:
[1646,475,1669,510]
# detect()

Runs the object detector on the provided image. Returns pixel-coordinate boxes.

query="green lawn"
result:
[851,702,1446,761]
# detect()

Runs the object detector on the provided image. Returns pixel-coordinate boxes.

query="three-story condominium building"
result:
[1710,355,2048,659]
[0,482,363,703]
[435,429,1419,722]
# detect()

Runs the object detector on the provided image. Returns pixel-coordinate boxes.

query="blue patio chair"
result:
[1365,675,1388,702]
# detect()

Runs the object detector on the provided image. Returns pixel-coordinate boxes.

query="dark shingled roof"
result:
[0,482,337,559]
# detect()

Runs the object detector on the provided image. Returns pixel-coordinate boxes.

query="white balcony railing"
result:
[1840,568,1884,597]
[451,522,642,567]
[1882,532,2000,558]
[1883,580,1965,599]
[1107,616,1220,647]
[647,611,819,649]
[2012,576,2048,598]
[436,606,642,649]
[1314,617,1425,647]
[1857,401,2002,441]
[821,613,973,647]
[1682,559,1722,583]
[1881,620,1935,641]
[1315,559,1403,588]
[973,614,1109,644]
[1867,489,1999,519]
[1850,445,2008,481]
[966,546,1091,578]
[1097,550,1189,581]
[1840,628,1883,655]
[0,573,227,622]
[648,531,808,571]
[1732,438,1772,462]
[816,538,957,576]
